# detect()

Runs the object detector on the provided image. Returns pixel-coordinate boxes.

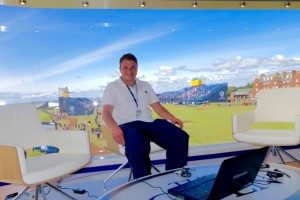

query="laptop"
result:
[168,146,269,200]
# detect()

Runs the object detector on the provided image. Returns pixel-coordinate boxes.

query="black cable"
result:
[85,190,99,198]
[253,180,274,185]
[42,185,52,195]
[141,181,176,200]
[58,187,98,198]
[22,177,98,199]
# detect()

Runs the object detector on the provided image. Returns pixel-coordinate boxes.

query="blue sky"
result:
[1,6,300,104]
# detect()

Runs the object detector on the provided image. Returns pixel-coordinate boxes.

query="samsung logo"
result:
[233,171,248,180]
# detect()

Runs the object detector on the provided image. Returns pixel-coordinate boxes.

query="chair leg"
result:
[34,187,39,200]
[12,186,29,200]
[265,147,273,159]
[103,161,129,188]
[45,182,76,200]
[151,163,160,173]
[273,147,286,165]
[128,167,133,182]
[35,185,46,200]
[103,161,161,188]
[276,146,300,165]
[266,146,287,165]
[40,185,46,200]
[265,146,284,165]
[127,163,160,182]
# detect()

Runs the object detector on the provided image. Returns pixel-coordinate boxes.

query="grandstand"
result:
[159,83,228,105]
[58,87,94,116]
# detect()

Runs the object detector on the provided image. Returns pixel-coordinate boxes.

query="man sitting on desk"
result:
[102,53,190,179]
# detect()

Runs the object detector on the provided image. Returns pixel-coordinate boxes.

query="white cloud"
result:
[205,55,300,73]
[144,54,300,93]
[158,66,177,76]
[156,65,202,77]
[3,54,300,104]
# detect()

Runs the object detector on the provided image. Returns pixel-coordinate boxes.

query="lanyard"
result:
[126,84,138,108]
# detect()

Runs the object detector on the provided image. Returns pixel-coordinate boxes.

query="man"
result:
[102,53,189,179]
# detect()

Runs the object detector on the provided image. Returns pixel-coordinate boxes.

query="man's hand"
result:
[103,104,125,145]
[151,102,184,129]
[111,126,125,145]
[171,117,184,129]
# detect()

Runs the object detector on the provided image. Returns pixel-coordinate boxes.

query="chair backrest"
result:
[0,104,46,149]
[255,87,300,123]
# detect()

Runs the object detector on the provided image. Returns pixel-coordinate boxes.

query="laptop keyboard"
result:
[181,178,215,199]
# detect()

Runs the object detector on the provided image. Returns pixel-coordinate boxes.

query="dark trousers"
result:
[120,119,189,179]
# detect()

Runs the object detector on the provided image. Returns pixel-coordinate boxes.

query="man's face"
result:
[119,59,138,82]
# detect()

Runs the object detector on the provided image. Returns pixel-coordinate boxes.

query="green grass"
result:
[38,110,50,121]
[38,102,294,150]
[153,103,255,146]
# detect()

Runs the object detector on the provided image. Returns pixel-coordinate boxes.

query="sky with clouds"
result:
[1,7,300,104]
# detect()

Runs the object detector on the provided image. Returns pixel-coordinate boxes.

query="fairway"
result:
[38,102,295,157]
[39,103,256,148]
[154,103,255,146]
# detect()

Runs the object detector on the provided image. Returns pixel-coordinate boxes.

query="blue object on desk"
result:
[32,146,59,154]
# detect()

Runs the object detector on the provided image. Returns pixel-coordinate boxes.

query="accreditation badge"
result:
[136,109,142,119]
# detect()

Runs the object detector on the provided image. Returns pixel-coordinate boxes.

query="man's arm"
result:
[150,102,184,129]
[102,104,125,145]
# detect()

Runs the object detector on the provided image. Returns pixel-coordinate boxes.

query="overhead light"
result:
[240,2,246,8]
[139,1,146,7]
[192,1,198,8]
[82,1,89,7]
[284,2,291,8]
[19,0,27,5]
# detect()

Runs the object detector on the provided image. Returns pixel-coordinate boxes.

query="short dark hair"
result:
[119,53,138,66]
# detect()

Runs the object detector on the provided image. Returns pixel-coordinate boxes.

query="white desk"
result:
[99,163,300,200]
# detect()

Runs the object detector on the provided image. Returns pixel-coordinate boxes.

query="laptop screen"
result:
[207,146,269,199]
[168,146,269,200]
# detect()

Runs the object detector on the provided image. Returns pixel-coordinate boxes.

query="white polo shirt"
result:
[102,77,159,125]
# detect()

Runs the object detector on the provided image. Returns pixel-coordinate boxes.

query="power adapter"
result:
[5,192,18,200]
[266,171,283,179]
[74,189,86,194]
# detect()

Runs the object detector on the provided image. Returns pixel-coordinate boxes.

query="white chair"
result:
[0,104,91,200]
[101,124,163,188]
[232,87,300,165]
